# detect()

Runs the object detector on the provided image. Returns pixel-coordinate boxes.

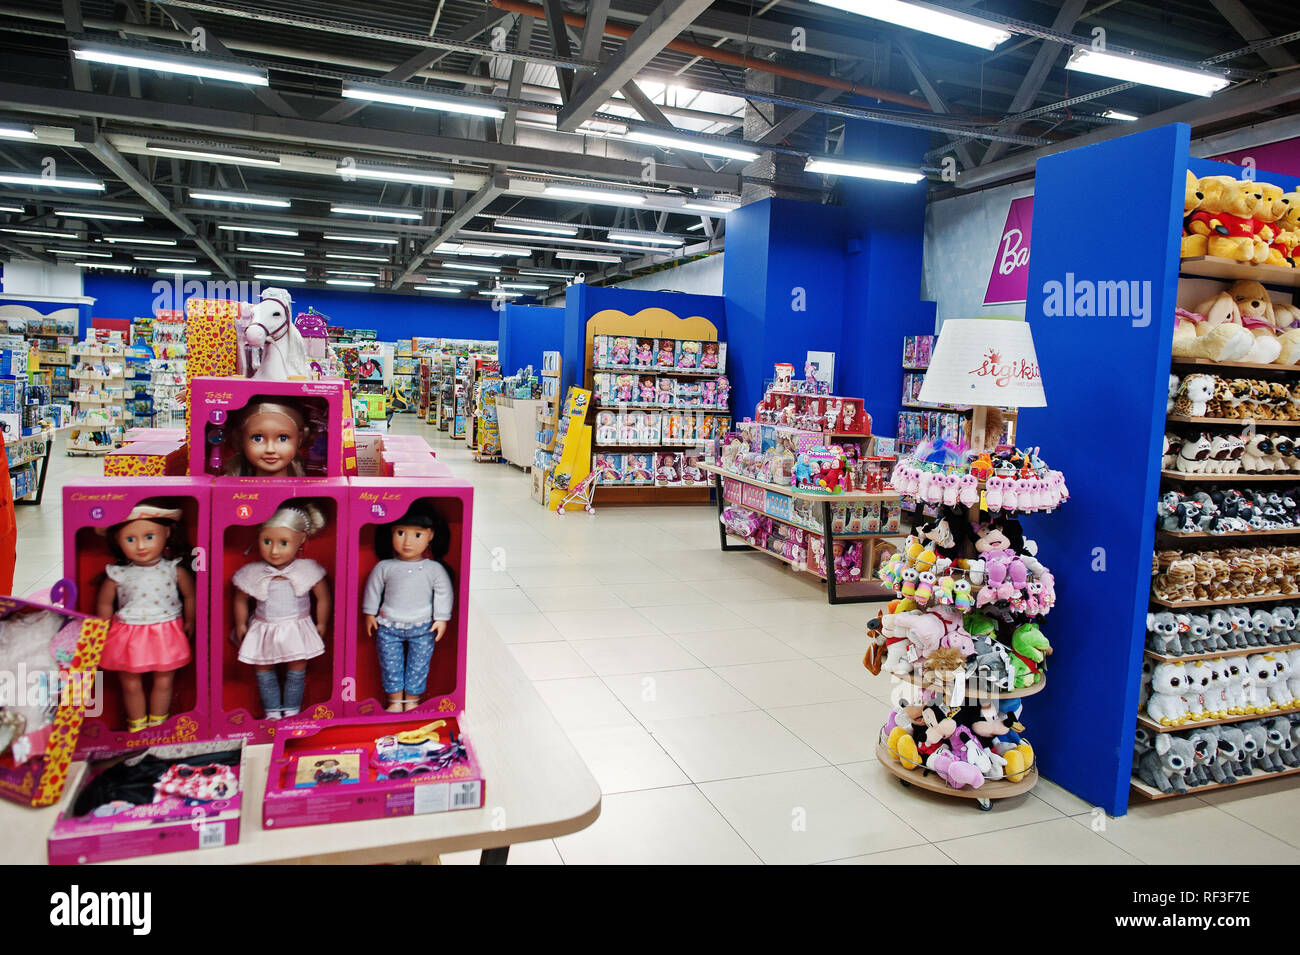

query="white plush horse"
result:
[240,287,310,380]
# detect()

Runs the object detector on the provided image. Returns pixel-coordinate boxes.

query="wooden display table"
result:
[699,462,900,605]
[0,607,601,865]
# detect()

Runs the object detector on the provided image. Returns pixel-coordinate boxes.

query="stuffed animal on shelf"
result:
[1241,433,1276,473]
[1171,306,1254,363]
[1175,433,1212,473]
[1008,622,1050,688]
[1173,374,1216,417]
[1228,279,1300,366]
[1146,661,1191,725]
[1185,176,1270,264]
[1136,733,1195,794]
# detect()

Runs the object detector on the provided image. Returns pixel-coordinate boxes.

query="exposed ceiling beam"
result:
[0,83,742,192]
[500,14,536,144]
[895,37,976,172]
[315,47,445,124]
[579,0,612,63]
[543,0,576,102]
[61,0,93,91]
[423,6,517,70]
[980,0,1087,167]
[1208,0,1298,71]
[394,181,501,288]
[619,79,714,172]
[0,240,54,264]
[556,0,713,132]
[81,133,236,278]
[957,70,1300,191]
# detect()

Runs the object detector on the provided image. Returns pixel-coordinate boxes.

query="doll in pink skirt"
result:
[231,502,331,720]
[95,503,196,734]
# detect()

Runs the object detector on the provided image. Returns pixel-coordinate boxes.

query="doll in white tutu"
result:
[231,502,331,719]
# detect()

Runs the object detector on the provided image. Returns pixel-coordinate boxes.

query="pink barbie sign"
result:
[984,196,1033,306]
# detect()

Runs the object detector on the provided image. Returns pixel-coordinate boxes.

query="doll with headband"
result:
[95,503,195,733]
[220,399,315,477]
[362,503,454,712]
[231,502,330,720]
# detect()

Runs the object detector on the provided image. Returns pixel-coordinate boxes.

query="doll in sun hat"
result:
[95,501,196,733]
[232,501,331,720]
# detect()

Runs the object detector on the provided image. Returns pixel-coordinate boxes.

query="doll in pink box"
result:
[638,375,656,403]
[656,340,676,368]
[95,503,196,734]
[220,399,316,478]
[232,502,331,719]
[362,503,453,713]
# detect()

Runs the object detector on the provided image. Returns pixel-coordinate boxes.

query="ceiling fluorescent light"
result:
[607,231,684,246]
[502,283,548,290]
[1,226,76,238]
[325,253,389,262]
[1101,109,1139,121]
[496,218,578,236]
[422,277,478,286]
[103,236,177,246]
[0,172,103,191]
[439,241,531,258]
[554,251,623,263]
[330,204,423,221]
[156,267,211,276]
[148,144,280,168]
[0,205,24,214]
[326,278,375,288]
[416,285,462,294]
[237,245,304,257]
[49,248,110,257]
[189,191,289,208]
[254,273,307,283]
[809,0,1011,51]
[441,262,499,273]
[324,234,398,245]
[625,131,759,162]
[325,269,379,277]
[686,222,704,231]
[0,125,35,141]
[681,201,733,214]
[518,269,575,278]
[1065,47,1229,97]
[340,163,454,187]
[72,45,268,85]
[217,224,298,237]
[543,185,647,206]
[77,262,133,271]
[248,262,306,272]
[55,209,144,222]
[804,157,925,183]
[134,255,196,263]
[340,83,505,118]
[479,289,523,298]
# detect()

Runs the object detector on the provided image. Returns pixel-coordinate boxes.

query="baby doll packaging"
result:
[210,478,348,743]
[63,478,211,758]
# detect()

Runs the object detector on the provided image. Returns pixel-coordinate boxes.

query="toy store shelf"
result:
[1149,593,1295,609]
[894,670,1048,701]
[902,364,930,372]
[901,402,971,411]
[875,740,1039,802]
[596,485,710,504]
[1157,528,1300,541]
[699,462,901,503]
[1131,764,1300,801]
[591,365,723,377]
[824,431,873,440]
[595,403,731,414]
[727,533,826,578]
[751,506,885,540]
[1166,415,1300,428]
[1137,703,1300,734]
[1171,357,1300,374]
[594,443,710,450]
[1161,470,1299,483]
[1179,256,1300,288]
[1144,641,1300,664]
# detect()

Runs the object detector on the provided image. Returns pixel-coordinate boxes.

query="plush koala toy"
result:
[1133,724,1155,774]
[1146,662,1191,726]
[1287,649,1300,706]
[1185,614,1213,654]
[1137,734,1195,794]
[1207,609,1235,651]
[1249,610,1275,648]
[1183,726,1219,787]
[1270,606,1297,646]
[1242,721,1285,774]
[1228,606,1254,649]
[1212,726,1247,783]
[1146,612,1183,655]
[1268,717,1297,770]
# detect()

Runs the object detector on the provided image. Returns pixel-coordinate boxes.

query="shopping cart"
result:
[555,468,602,515]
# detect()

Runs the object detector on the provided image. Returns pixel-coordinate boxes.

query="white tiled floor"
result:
[23,419,1300,865]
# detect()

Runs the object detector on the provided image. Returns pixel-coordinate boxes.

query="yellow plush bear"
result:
[1269,191,1300,268]
[1256,182,1290,267]
[1185,177,1269,263]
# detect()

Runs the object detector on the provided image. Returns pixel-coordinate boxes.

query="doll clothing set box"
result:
[47,739,246,864]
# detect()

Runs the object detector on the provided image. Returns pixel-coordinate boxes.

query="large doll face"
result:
[258,525,306,568]
[115,518,169,566]
[391,523,432,561]
[242,410,303,477]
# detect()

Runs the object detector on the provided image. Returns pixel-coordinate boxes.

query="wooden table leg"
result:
[480,846,510,865]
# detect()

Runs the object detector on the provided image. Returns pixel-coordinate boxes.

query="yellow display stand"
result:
[548,387,593,513]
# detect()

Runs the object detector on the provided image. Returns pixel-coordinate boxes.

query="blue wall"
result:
[499,304,565,376]
[82,274,501,342]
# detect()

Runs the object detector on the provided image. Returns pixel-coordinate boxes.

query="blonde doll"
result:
[95,503,195,733]
[231,502,330,719]
[220,400,315,478]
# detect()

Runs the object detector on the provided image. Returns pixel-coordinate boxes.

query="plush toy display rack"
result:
[1012,122,1300,815]
[893,669,1048,701]
[874,740,1039,811]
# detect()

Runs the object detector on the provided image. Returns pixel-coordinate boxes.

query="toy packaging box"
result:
[103,439,188,477]
[593,452,624,485]
[345,478,472,719]
[190,376,353,479]
[63,478,211,758]
[623,452,654,486]
[47,740,246,864]
[210,478,349,743]
[262,713,483,830]
[0,589,111,808]
[655,451,682,486]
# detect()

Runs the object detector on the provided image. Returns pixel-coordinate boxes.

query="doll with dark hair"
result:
[95,503,195,733]
[363,502,454,712]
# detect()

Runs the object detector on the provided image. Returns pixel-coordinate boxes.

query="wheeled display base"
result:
[875,740,1039,812]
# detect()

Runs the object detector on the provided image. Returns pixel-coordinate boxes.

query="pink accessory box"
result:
[345,478,472,717]
[209,477,349,743]
[262,715,482,830]
[48,741,246,864]
[62,477,212,758]
[123,427,185,443]
[383,454,451,478]
[189,376,352,478]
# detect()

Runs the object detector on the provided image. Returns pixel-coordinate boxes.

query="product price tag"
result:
[198,821,226,850]
[413,782,451,815]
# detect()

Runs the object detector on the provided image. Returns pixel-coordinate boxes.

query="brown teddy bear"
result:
[1231,279,1300,366]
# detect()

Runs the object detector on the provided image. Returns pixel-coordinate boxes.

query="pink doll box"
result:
[189,376,350,478]
[210,478,349,743]
[63,478,211,759]
[345,478,473,718]
[103,439,188,478]
[388,458,453,479]
[262,714,482,829]
[47,740,246,864]
[0,588,111,808]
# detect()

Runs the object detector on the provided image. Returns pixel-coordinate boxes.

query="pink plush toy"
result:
[927,745,986,789]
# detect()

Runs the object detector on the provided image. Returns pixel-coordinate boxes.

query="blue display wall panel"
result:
[499,304,564,377]
[1017,123,1300,817]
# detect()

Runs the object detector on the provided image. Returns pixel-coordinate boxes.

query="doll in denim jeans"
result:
[362,503,454,712]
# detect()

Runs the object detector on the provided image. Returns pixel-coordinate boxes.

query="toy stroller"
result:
[556,468,602,515]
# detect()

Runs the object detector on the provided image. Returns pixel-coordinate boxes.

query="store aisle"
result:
[18,421,1300,865]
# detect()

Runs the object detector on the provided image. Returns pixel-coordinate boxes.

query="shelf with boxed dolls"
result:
[591,365,721,378]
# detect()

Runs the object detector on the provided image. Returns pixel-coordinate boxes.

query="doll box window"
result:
[48,740,246,864]
[263,715,483,829]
